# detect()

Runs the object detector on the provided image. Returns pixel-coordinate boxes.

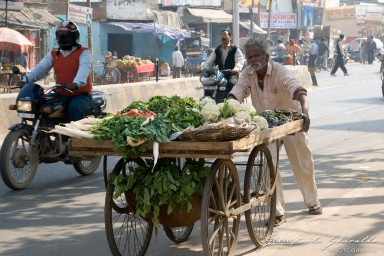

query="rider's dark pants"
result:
[55,93,92,121]
[225,74,239,97]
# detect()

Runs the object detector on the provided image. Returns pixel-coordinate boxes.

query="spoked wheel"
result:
[243,145,276,248]
[0,75,9,93]
[0,131,39,190]
[105,157,153,256]
[201,159,241,256]
[163,225,194,244]
[73,156,102,175]
[104,67,121,84]
[8,74,20,92]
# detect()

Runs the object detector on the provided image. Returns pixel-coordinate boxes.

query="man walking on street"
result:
[172,46,184,79]
[318,38,330,70]
[330,34,349,76]
[366,36,376,65]
[308,40,319,68]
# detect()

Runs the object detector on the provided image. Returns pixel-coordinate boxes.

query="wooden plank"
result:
[232,119,303,150]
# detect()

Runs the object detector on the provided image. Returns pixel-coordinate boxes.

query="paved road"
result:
[0,62,383,256]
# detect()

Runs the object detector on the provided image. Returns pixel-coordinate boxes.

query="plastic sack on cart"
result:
[178,117,253,141]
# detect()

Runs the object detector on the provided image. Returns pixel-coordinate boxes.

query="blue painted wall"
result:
[49,16,179,74]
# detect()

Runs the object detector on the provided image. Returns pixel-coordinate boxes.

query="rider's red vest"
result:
[51,47,92,96]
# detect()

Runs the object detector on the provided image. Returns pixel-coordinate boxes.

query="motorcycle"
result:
[198,66,230,103]
[0,66,107,190]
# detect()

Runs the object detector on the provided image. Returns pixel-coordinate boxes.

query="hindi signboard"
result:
[260,12,297,29]
[67,4,92,27]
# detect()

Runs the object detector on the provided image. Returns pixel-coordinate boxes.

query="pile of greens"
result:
[259,110,298,128]
[108,158,211,227]
[91,96,204,158]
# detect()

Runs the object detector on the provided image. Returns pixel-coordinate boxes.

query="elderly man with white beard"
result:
[228,35,323,227]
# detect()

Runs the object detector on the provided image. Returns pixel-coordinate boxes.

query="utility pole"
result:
[5,0,8,27]
[233,0,239,46]
[249,0,254,36]
[87,0,92,52]
[267,0,273,39]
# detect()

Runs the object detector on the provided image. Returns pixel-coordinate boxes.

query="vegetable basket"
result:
[179,117,252,141]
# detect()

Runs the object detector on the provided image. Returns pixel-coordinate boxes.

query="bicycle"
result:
[92,61,121,85]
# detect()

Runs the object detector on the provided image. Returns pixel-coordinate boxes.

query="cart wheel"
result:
[163,225,194,244]
[201,159,241,256]
[105,157,153,256]
[243,145,276,248]
[0,75,9,93]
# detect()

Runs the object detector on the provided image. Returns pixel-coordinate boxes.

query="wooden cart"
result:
[69,119,303,256]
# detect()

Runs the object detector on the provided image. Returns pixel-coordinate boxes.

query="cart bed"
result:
[69,120,303,159]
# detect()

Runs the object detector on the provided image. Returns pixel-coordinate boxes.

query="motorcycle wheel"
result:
[0,131,39,190]
[73,156,102,175]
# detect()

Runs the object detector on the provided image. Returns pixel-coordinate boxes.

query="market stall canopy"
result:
[182,8,232,23]
[0,7,61,29]
[240,19,267,35]
[109,22,191,40]
[0,27,34,53]
[109,8,191,40]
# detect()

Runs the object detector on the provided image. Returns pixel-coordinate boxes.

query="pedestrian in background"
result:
[318,38,329,70]
[366,36,376,65]
[330,34,349,76]
[308,40,319,69]
[285,39,302,65]
[172,46,184,79]
[298,39,305,65]
[14,50,28,69]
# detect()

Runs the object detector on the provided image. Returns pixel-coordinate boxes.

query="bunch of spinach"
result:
[108,158,211,227]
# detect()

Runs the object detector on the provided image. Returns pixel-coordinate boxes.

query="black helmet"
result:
[56,21,80,50]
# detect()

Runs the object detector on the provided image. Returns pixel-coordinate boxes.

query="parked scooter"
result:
[0,66,107,190]
[198,66,230,103]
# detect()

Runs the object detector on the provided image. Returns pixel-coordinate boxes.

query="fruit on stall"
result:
[115,55,153,70]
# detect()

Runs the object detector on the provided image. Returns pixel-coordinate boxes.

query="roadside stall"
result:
[59,96,304,255]
[0,27,33,93]
[115,56,154,83]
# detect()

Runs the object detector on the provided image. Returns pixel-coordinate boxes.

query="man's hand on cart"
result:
[301,113,310,132]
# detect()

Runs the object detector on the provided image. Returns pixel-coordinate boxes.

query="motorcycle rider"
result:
[271,39,286,64]
[203,29,244,96]
[20,21,92,122]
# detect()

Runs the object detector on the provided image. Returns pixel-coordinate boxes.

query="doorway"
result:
[108,34,133,58]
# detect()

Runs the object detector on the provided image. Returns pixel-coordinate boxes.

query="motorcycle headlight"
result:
[200,75,218,86]
[17,101,32,112]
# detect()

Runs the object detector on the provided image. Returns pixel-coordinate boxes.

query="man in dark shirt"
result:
[366,36,377,65]
[318,38,330,70]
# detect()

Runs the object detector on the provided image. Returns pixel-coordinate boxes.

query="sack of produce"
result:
[179,117,252,141]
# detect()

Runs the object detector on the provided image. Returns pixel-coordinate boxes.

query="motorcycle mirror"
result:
[11,65,21,74]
